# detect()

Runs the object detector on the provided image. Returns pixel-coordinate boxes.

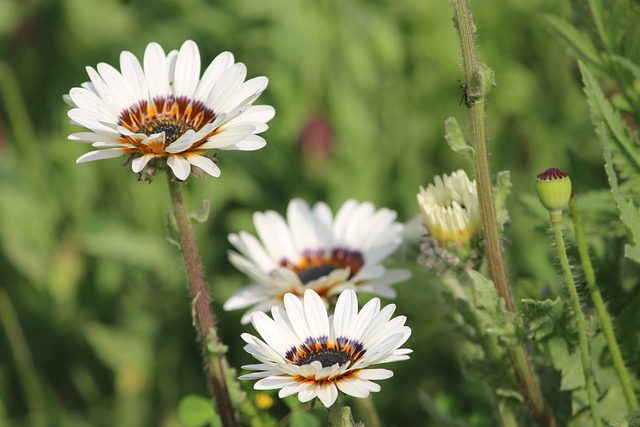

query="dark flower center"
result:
[140,118,194,145]
[285,336,366,368]
[280,248,365,285]
[118,96,218,149]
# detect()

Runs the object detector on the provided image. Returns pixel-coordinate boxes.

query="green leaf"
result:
[541,15,605,72]
[177,395,220,427]
[445,116,474,159]
[468,271,516,340]
[189,199,211,223]
[546,336,585,391]
[580,61,640,184]
[603,125,640,263]
[520,298,566,342]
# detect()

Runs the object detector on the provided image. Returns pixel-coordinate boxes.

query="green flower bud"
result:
[536,168,572,222]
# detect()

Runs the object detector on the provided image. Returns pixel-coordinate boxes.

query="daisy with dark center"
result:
[224,198,411,324]
[64,40,274,180]
[239,289,412,407]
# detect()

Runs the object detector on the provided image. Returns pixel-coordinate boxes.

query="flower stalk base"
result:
[450,0,556,424]
[167,175,237,427]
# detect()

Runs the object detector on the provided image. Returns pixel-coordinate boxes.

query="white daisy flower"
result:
[417,169,480,248]
[239,289,412,408]
[64,40,274,180]
[224,198,412,324]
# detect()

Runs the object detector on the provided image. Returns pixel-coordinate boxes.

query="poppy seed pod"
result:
[536,168,572,222]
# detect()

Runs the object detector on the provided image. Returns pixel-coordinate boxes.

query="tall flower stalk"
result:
[168,177,237,427]
[64,40,275,427]
[450,1,556,424]
[569,196,638,411]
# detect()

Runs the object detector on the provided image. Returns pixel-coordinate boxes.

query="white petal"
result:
[68,131,116,143]
[187,154,221,177]
[224,105,275,132]
[206,63,247,112]
[216,135,266,151]
[167,155,191,180]
[333,289,358,339]
[165,129,196,153]
[120,50,148,102]
[254,376,298,390]
[223,284,270,311]
[173,40,200,99]
[253,210,299,262]
[76,148,126,163]
[316,384,339,408]
[131,154,154,172]
[198,124,256,150]
[144,42,170,100]
[193,51,234,104]
[336,378,374,398]
[357,368,394,380]
[303,289,330,338]
[97,62,137,111]
[283,293,313,342]
[218,76,268,112]
[68,87,118,122]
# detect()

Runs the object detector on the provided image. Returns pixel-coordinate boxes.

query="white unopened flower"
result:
[239,289,412,408]
[225,199,411,324]
[417,169,480,248]
[64,40,274,180]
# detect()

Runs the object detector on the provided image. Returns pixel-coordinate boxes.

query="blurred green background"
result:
[0,0,617,425]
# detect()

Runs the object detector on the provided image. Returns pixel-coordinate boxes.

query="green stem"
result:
[551,221,602,427]
[450,1,555,425]
[167,176,237,427]
[569,196,638,411]
[0,289,47,427]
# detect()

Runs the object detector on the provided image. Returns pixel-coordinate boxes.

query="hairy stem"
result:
[450,1,556,425]
[569,196,638,411]
[552,221,601,427]
[167,176,237,427]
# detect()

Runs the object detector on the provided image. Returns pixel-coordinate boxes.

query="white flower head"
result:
[65,40,274,180]
[417,169,480,248]
[224,198,412,324]
[239,289,412,408]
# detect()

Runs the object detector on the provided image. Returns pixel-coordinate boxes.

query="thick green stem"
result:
[450,1,555,425]
[569,196,638,411]
[167,176,237,427]
[552,221,601,427]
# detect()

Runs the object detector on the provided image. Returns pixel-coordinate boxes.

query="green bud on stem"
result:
[536,168,572,222]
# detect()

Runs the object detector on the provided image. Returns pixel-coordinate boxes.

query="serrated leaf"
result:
[580,61,640,183]
[445,116,474,159]
[542,15,605,71]
[520,298,566,341]
[603,125,640,263]
[177,395,220,427]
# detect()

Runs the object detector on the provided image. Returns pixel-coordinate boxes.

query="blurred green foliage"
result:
[0,0,635,425]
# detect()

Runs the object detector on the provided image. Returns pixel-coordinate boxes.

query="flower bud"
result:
[536,168,572,222]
